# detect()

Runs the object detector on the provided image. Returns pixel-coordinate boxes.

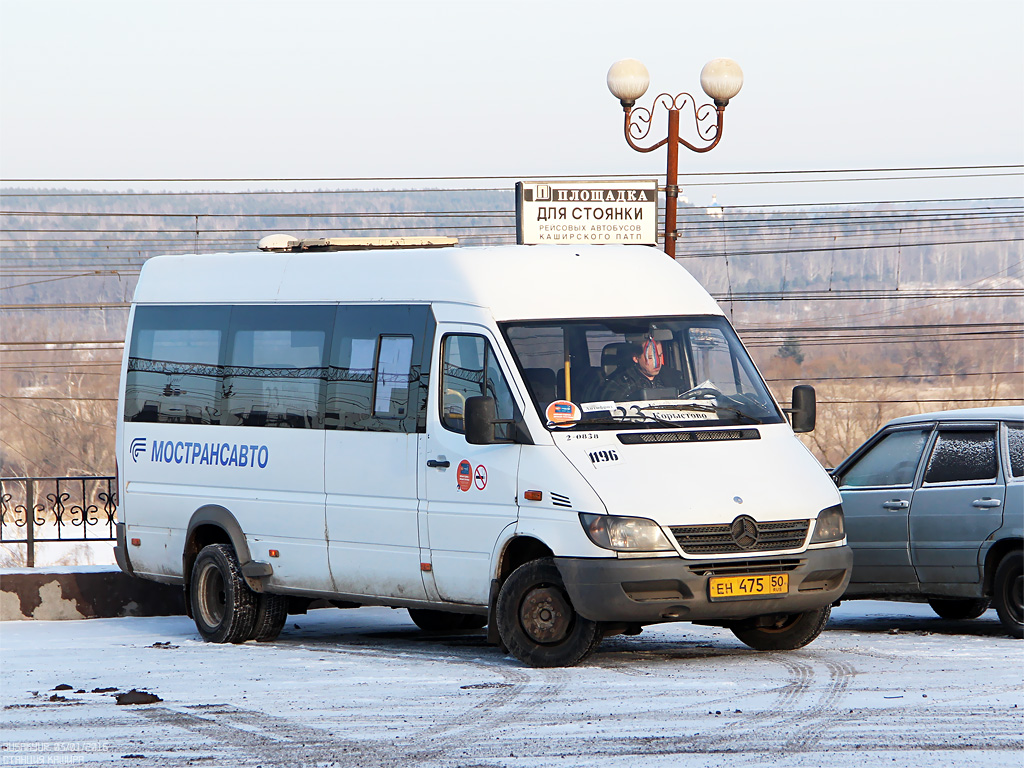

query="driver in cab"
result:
[600,337,684,402]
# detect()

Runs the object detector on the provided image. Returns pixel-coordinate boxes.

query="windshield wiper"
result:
[553,402,761,430]
[633,402,762,425]
[711,405,762,424]
[626,406,688,428]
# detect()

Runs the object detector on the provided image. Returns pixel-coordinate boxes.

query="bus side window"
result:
[124,305,229,425]
[327,305,433,434]
[374,336,414,420]
[224,306,332,429]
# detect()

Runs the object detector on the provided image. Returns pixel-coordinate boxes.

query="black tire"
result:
[495,558,602,668]
[249,592,289,642]
[731,605,831,651]
[190,543,257,644]
[927,598,990,621]
[407,608,487,632]
[993,551,1023,639]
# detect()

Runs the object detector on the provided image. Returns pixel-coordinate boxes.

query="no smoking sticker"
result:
[456,460,473,492]
[473,464,488,490]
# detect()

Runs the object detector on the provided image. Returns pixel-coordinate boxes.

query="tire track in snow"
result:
[778,657,857,752]
[625,654,852,758]
[271,628,569,761]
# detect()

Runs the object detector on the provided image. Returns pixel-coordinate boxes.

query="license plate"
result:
[708,573,789,601]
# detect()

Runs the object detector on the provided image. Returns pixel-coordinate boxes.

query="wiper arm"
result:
[633,402,716,415]
[634,401,762,424]
[625,406,686,428]
[710,405,762,424]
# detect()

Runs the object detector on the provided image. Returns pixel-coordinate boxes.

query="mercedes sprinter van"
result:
[115,242,851,666]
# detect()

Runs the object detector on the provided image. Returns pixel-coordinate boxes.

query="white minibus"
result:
[115,242,851,667]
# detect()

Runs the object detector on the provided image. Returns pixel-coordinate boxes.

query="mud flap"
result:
[113,523,135,577]
[486,578,505,648]
[241,560,273,593]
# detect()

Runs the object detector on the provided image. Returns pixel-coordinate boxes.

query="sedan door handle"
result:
[972,498,1002,508]
[881,500,910,510]
[426,459,450,469]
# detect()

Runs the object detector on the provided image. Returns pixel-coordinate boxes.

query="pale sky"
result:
[1,0,1022,206]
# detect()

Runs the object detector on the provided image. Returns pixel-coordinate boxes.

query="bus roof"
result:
[131,244,724,322]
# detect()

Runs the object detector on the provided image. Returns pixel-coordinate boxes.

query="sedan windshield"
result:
[502,316,783,430]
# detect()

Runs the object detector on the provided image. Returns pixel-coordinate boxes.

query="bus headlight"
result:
[810,504,845,544]
[579,513,675,552]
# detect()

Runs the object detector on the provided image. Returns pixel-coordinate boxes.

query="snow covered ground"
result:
[1,601,1020,767]
[1,538,116,569]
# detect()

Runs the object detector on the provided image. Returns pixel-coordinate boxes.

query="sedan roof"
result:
[886,406,1024,427]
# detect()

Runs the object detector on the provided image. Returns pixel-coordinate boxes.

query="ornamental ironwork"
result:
[0,476,117,568]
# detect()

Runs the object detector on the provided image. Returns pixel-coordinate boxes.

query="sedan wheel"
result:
[994,551,1023,639]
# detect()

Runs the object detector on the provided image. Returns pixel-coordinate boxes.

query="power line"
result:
[4,204,1021,225]
[0,437,48,473]
[2,396,116,402]
[765,371,1023,383]
[822,398,1023,405]
[0,209,518,218]
[3,164,1019,183]
[3,398,115,428]
[4,322,1019,349]
[0,403,102,472]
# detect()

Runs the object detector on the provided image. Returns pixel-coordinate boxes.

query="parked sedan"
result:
[832,406,1022,637]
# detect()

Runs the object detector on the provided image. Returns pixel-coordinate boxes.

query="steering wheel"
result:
[679,387,720,400]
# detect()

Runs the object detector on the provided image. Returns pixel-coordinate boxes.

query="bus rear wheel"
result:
[249,592,289,642]
[407,609,487,632]
[191,543,257,644]
[731,605,831,651]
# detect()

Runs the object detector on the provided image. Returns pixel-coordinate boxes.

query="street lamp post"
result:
[607,58,743,257]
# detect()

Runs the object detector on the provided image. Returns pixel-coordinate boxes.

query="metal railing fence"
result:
[0,476,117,567]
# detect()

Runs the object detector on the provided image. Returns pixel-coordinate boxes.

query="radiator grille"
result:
[670,519,810,555]
[617,429,760,445]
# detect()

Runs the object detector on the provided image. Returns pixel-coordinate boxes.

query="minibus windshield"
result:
[502,316,784,430]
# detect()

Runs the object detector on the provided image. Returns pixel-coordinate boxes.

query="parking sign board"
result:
[515,180,658,246]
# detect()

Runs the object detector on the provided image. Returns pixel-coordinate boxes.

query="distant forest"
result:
[2,189,1020,315]
[1,188,1021,479]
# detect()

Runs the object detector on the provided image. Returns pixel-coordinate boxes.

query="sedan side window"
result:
[923,429,998,484]
[840,428,930,487]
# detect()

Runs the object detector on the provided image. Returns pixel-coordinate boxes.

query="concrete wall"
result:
[0,566,185,621]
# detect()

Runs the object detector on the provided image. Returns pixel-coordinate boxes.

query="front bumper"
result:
[555,545,852,624]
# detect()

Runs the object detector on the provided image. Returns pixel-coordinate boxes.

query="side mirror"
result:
[788,385,816,433]
[465,396,498,445]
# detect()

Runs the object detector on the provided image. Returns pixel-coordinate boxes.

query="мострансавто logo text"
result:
[132,437,269,468]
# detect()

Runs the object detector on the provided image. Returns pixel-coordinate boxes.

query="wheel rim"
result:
[760,614,801,634]
[197,561,226,628]
[519,585,573,644]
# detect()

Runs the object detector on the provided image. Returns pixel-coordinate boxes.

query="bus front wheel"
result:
[495,558,602,668]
